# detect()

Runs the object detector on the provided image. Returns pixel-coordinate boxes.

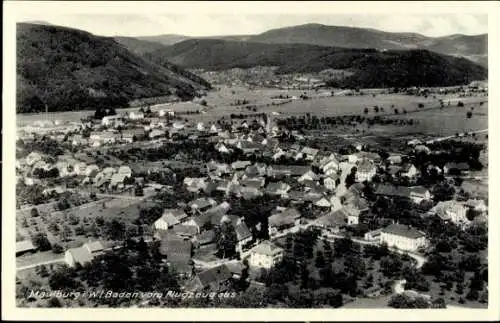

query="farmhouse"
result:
[154,209,187,230]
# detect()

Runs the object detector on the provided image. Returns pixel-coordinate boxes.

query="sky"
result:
[13,2,488,38]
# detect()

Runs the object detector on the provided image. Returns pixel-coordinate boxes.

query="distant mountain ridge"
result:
[119,23,487,65]
[145,38,487,88]
[16,23,210,113]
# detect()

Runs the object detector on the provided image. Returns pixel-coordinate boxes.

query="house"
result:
[109,173,129,189]
[122,129,146,143]
[244,163,267,178]
[414,145,431,155]
[154,209,186,230]
[118,166,132,177]
[159,109,175,117]
[464,199,488,213]
[101,115,125,127]
[356,160,377,182]
[16,240,36,256]
[172,224,199,240]
[297,147,319,160]
[184,213,212,234]
[265,181,291,196]
[225,261,246,279]
[407,139,423,146]
[298,170,320,183]
[235,221,253,253]
[428,201,468,226]
[314,197,332,209]
[231,160,251,171]
[268,208,301,236]
[65,246,94,267]
[83,241,105,255]
[215,142,231,154]
[183,177,208,193]
[314,209,348,233]
[400,164,419,178]
[189,197,217,212]
[240,177,266,189]
[73,162,87,176]
[364,229,383,241]
[267,165,310,177]
[324,175,339,191]
[444,162,470,175]
[71,135,88,146]
[374,184,431,204]
[25,152,43,166]
[344,206,361,225]
[149,129,165,139]
[197,230,216,246]
[85,165,100,178]
[186,264,233,292]
[247,241,284,269]
[320,157,340,175]
[329,196,343,212]
[380,223,427,252]
[129,111,145,120]
[387,154,403,165]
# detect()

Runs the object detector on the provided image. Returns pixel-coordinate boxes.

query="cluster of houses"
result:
[17,103,488,294]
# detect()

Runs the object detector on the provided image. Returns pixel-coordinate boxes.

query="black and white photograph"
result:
[2,1,499,320]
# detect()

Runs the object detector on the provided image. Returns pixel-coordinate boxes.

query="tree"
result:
[47,297,62,307]
[105,219,126,241]
[432,182,455,202]
[418,103,425,109]
[35,264,49,278]
[457,101,464,107]
[61,225,72,242]
[388,294,430,308]
[134,185,144,197]
[215,222,237,259]
[363,107,369,114]
[32,233,52,251]
[31,207,40,217]
[315,250,325,268]
[466,111,473,119]
[52,243,64,254]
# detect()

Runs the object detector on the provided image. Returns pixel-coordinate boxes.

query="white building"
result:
[129,111,145,120]
[428,201,468,226]
[380,223,427,252]
[356,160,377,182]
[247,241,284,269]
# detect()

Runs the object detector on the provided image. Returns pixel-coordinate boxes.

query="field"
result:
[17,85,488,140]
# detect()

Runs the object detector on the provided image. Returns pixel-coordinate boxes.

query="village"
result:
[15,88,488,308]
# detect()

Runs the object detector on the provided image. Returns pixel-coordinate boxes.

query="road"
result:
[17,258,65,271]
[425,128,488,144]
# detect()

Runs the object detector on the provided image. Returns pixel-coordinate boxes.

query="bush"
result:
[32,233,52,251]
[52,243,64,254]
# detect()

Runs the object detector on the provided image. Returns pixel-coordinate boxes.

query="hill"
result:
[248,24,488,60]
[114,36,167,55]
[122,23,487,63]
[135,34,192,46]
[146,38,487,88]
[16,23,211,113]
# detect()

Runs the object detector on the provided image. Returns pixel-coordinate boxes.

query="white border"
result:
[3,1,500,321]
